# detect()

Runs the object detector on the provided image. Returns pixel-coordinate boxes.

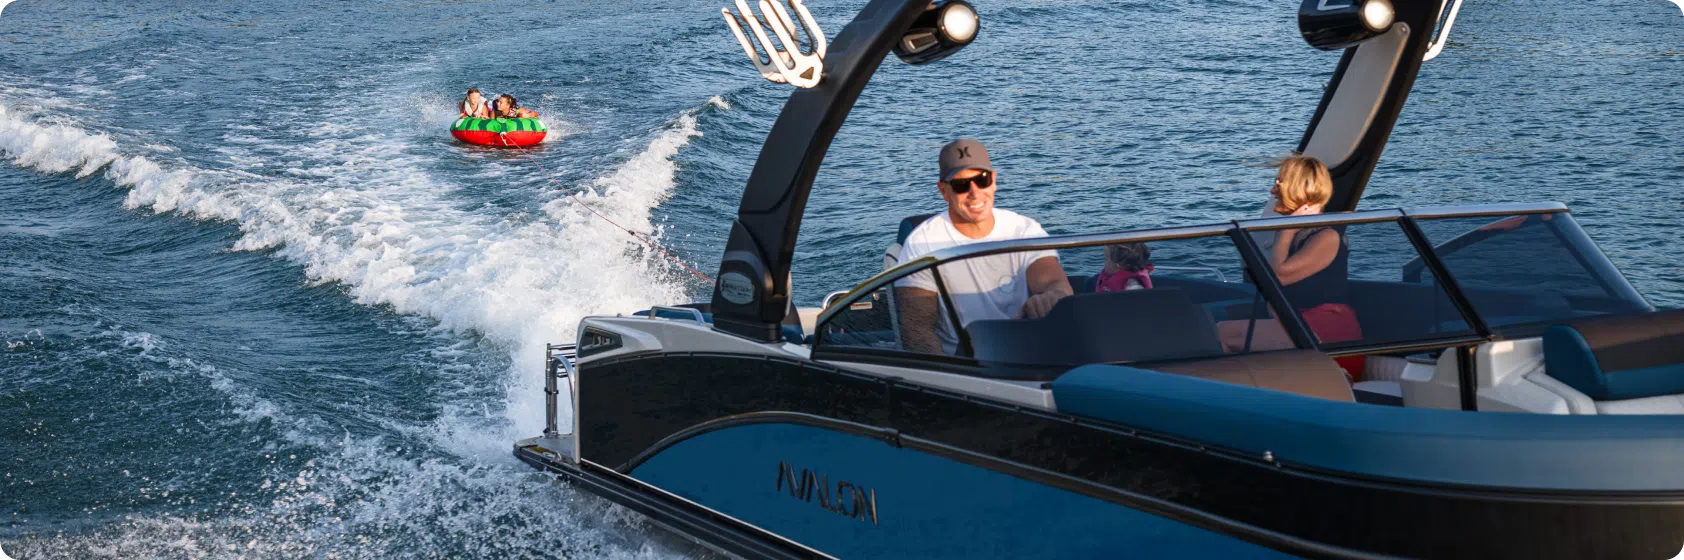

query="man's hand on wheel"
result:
[1019,291,1067,319]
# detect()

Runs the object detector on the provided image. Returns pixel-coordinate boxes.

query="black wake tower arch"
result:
[709,0,1451,342]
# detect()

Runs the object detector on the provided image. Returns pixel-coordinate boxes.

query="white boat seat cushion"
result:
[1596,395,1684,415]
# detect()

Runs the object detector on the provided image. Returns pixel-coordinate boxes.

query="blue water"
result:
[0,0,1678,557]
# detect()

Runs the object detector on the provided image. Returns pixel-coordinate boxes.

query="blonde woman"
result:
[1219,156,1363,369]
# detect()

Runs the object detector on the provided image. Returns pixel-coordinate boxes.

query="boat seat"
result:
[1544,308,1684,401]
[635,305,806,345]
[883,213,937,270]
[1048,363,1684,491]
[1153,350,1355,402]
[966,289,1222,365]
[1072,273,1097,294]
[1593,395,1684,414]
[1397,317,1684,415]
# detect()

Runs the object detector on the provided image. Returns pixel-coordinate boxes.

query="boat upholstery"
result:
[883,213,937,270]
[1049,363,1684,491]
[1523,368,1598,414]
[1396,333,1684,415]
[1543,308,1684,401]
[634,307,807,345]
[1594,394,1684,415]
[966,289,1223,365]
[1153,350,1355,402]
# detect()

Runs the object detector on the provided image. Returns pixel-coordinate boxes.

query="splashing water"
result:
[0,84,717,557]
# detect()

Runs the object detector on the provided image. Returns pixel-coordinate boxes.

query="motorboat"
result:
[515,0,1684,557]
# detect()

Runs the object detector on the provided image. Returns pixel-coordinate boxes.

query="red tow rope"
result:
[497,132,716,286]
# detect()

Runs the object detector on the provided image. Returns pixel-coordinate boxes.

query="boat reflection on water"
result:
[516,0,1684,558]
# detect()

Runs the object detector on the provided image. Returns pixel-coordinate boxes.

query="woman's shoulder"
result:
[1289,225,1343,251]
[1303,224,1347,238]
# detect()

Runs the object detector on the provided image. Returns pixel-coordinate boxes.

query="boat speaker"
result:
[892,0,979,65]
[1298,0,1396,50]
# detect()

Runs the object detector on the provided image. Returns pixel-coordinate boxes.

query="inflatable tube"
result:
[451,117,548,147]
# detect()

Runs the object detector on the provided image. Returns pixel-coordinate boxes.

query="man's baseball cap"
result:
[939,138,995,183]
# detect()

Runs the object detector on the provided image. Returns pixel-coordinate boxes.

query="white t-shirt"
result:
[895,209,1058,355]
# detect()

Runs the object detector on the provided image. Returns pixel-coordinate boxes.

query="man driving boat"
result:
[895,138,1074,355]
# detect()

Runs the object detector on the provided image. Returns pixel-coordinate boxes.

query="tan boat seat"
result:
[1153,350,1355,403]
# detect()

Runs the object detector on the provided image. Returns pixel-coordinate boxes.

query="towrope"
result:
[493,132,716,286]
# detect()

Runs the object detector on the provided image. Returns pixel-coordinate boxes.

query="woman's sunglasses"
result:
[947,170,994,194]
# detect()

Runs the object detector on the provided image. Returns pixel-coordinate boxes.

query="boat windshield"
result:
[815,206,1647,371]
[945,234,1253,365]
[1243,219,1474,351]
[818,231,1316,367]
[1407,212,1650,334]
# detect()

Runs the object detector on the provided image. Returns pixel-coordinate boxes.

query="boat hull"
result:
[546,351,1684,559]
[626,420,1293,559]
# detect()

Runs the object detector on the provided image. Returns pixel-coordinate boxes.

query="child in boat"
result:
[491,94,539,119]
[460,88,490,119]
[1095,242,1152,292]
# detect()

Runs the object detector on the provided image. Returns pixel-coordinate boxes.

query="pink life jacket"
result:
[1095,265,1154,293]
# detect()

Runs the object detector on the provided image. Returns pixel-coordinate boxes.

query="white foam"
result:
[0,92,717,555]
[4,343,672,557]
[3,451,675,559]
[0,105,125,178]
[118,330,160,354]
[3,328,43,350]
[0,96,712,447]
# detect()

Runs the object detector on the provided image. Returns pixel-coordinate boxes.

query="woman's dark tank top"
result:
[1280,225,1349,309]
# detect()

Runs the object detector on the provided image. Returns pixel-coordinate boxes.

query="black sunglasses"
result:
[946,170,994,194]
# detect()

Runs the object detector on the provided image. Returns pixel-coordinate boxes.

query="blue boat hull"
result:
[522,350,1684,559]
[629,421,1291,559]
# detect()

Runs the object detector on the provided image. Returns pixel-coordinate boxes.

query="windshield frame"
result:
[812,202,1619,369]
[1398,205,1651,337]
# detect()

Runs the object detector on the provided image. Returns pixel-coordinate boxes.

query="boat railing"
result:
[543,343,578,440]
[818,201,1573,333]
[898,202,1568,280]
[822,290,851,310]
[1423,0,1466,62]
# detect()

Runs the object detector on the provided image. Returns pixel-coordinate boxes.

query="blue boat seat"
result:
[966,288,1222,365]
[898,213,936,244]
[1544,308,1684,401]
[883,213,938,270]
[1049,362,1684,491]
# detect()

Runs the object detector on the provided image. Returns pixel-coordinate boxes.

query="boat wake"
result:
[0,93,722,556]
